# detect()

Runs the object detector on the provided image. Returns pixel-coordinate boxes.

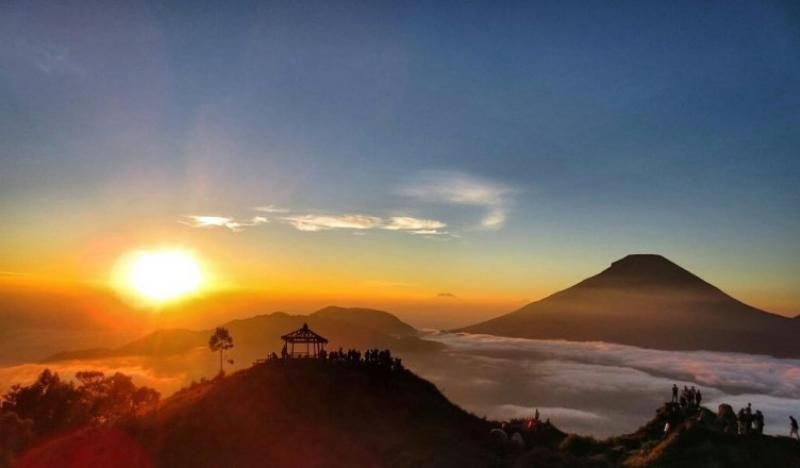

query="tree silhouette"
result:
[0,369,159,463]
[209,327,234,375]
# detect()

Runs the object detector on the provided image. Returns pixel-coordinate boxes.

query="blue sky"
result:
[1,0,798,315]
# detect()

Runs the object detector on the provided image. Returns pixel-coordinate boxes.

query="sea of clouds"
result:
[404,333,800,437]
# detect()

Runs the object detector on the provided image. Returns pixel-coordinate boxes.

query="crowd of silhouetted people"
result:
[671,383,702,409]
[733,402,766,435]
[322,347,404,371]
[665,383,800,439]
[262,346,404,372]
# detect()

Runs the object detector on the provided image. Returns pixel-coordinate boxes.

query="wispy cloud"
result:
[384,216,448,235]
[279,214,449,236]
[180,215,267,232]
[481,208,506,229]
[182,202,452,237]
[281,214,382,232]
[384,216,446,230]
[16,40,84,76]
[399,171,514,229]
[437,292,458,299]
[254,205,290,214]
[180,210,449,237]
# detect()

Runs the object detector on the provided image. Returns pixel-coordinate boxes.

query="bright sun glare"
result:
[120,249,203,303]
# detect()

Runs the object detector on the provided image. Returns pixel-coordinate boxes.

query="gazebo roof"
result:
[281,323,328,344]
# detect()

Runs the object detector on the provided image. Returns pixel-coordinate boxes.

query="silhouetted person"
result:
[695,389,702,407]
[671,384,678,403]
[754,410,764,435]
[745,403,753,433]
[680,386,691,410]
[790,416,799,440]
[737,408,746,435]
[281,343,288,359]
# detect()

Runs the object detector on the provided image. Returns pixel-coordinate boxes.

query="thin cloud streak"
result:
[180,211,450,236]
[384,216,446,231]
[254,205,290,213]
[281,214,448,235]
[281,214,382,232]
[180,215,268,232]
[383,216,448,235]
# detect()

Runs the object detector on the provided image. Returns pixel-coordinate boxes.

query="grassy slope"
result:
[520,404,800,468]
[124,360,498,468]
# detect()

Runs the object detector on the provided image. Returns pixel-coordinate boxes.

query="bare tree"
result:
[209,327,234,375]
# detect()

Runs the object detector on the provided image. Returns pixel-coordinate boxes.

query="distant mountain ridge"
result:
[312,306,418,337]
[43,306,439,363]
[459,254,800,357]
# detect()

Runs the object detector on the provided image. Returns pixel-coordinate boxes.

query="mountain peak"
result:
[607,254,689,275]
[611,253,674,267]
[589,253,708,290]
[459,254,800,357]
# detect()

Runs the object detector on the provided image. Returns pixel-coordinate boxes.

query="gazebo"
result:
[281,323,328,358]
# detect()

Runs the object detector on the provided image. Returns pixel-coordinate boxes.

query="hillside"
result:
[459,254,800,357]
[44,307,439,364]
[512,402,800,467]
[14,358,499,468]
[10,360,800,468]
[311,306,419,337]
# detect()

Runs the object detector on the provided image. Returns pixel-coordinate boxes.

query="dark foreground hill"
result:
[9,360,800,468]
[44,306,439,364]
[459,254,800,357]
[14,359,498,468]
[512,401,800,468]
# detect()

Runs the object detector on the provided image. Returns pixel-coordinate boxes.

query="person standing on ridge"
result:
[754,410,764,435]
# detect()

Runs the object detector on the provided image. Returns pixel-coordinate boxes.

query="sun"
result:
[117,249,203,304]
